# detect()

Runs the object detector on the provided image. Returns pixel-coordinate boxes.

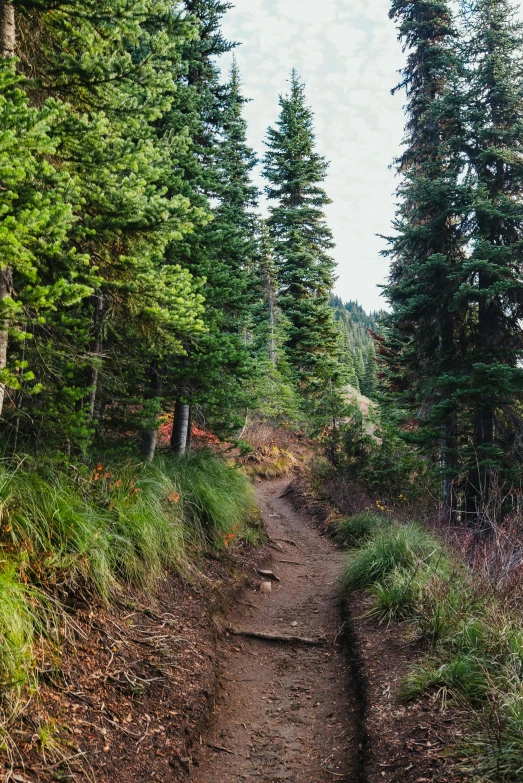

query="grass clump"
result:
[340,507,523,780]
[400,652,490,703]
[335,512,387,547]
[161,450,257,546]
[341,523,438,592]
[0,563,55,688]
[367,567,423,622]
[0,449,258,713]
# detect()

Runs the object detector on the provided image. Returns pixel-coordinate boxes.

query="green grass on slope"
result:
[0,450,258,721]
[339,512,523,782]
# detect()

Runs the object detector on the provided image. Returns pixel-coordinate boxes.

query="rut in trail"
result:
[192,479,361,783]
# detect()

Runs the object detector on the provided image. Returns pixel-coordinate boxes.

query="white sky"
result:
[220,0,406,313]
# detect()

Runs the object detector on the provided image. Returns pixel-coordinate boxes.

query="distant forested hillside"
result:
[330,295,383,398]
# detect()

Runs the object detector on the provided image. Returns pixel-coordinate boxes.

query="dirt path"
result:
[192,479,360,783]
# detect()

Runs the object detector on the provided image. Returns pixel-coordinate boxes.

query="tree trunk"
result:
[88,293,103,419]
[140,362,161,462]
[441,418,457,516]
[437,305,457,521]
[185,406,193,452]
[0,4,15,419]
[466,407,494,523]
[467,266,497,524]
[171,399,190,455]
[268,283,276,365]
[0,268,13,419]
[0,2,15,59]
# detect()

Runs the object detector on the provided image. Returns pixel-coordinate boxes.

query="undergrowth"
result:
[335,511,387,547]
[338,513,523,781]
[0,450,258,734]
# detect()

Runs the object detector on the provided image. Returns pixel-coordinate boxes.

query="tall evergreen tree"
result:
[263,71,342,417]
[167,11,259,445]
[0,3,91,429]
[5,0,206,452]
[361,343,378,399]
[246,221,300,421]
[459,0,523,515]
[330,303,360,390]
[383,0,469,512]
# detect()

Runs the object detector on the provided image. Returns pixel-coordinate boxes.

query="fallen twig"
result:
[227,627,326,646]
[272,537,298,548]
[275,559,306,566]
[207,743,235,755]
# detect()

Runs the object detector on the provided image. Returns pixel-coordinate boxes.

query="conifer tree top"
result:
[263,70,331,209]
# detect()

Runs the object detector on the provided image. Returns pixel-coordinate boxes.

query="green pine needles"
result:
[263,71,346,426]
[384,0,523,521]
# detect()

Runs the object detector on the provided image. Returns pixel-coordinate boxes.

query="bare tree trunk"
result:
[442,418,457,516]
[88,293,103,419]
[267,282,276,365]
[140,419,159,463]
[0,4,15,419]
[140,362,161,462]
[438,306,457,522]
[171,399,190,456]
[185,406,192,452]
[0,269,13,419]
[0,2,15,59]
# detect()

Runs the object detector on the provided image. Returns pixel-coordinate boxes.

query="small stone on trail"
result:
[259,581,272,594]
[179,757,191,773]
[291,621,298,627]
[258,569,280,582]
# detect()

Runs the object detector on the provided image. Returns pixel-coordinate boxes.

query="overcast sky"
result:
[220,0,406,314]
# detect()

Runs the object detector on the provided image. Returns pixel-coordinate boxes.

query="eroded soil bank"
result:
[192,478,360,783]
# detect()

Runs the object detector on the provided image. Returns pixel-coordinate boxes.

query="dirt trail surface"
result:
[192,479,359,783]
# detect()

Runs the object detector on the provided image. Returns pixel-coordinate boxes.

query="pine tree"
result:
[166,9,259,445]
[459,0,523,515]
[246,221,300,421]
[0,5,90,430]
[263,70,342,416]
[383,0,469,512]
[9,0,205,452]
[360,344,378,399]
[330,303,360,390]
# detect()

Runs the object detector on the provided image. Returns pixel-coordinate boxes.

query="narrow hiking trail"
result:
[192,479,360,783]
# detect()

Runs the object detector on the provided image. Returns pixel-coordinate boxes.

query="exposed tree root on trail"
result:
[192,478,362,783]
[226,627,327,646]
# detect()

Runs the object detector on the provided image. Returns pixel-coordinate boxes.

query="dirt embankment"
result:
[5,550,269,783]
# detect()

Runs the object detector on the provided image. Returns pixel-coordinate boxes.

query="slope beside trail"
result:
[192,478,361,783]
